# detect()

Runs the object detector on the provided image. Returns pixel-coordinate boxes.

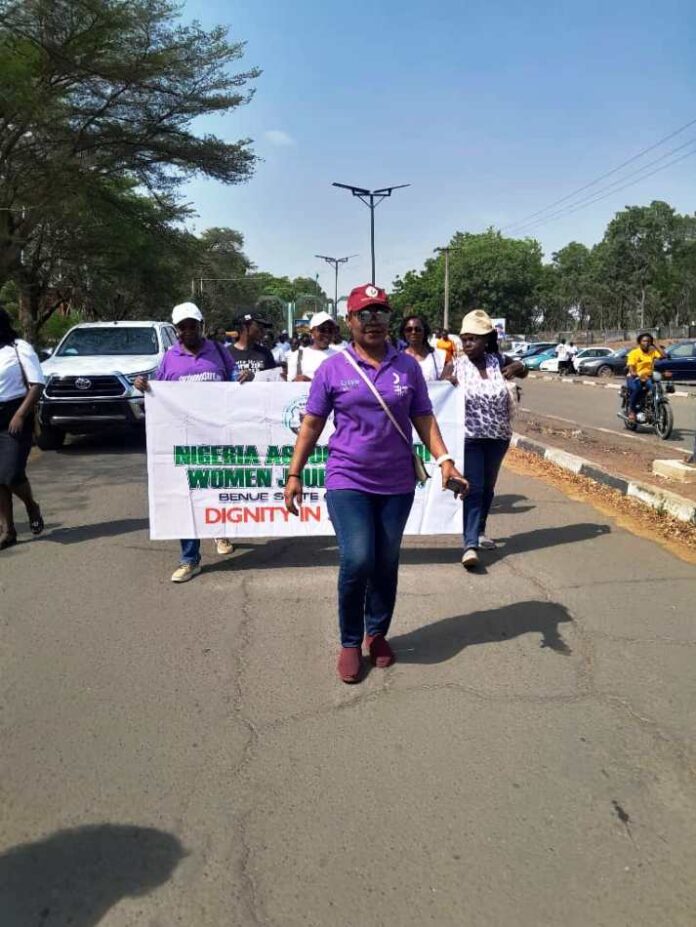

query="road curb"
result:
[510,432,696,525]
[526,371,695,398]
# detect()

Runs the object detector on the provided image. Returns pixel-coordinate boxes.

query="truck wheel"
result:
[35,424,66,450]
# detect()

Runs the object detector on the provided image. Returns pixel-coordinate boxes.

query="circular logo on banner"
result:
[365,285,379,299]
[282,395,309,435]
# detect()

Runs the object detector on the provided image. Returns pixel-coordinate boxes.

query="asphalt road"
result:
[521,376,696,454]
[1,434,696,926]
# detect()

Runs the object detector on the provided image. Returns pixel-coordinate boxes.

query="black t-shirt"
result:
[229,343,277,376]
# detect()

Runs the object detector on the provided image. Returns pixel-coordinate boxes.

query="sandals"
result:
[29,507,44,535]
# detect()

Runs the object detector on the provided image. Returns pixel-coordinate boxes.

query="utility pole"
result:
[315,254,357,319]
[332,183,410,284]
[434,247,450,330]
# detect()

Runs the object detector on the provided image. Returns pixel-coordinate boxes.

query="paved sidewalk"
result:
[1,439,695,926]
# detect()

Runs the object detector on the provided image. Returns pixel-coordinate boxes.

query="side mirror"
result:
[38,348,53,362]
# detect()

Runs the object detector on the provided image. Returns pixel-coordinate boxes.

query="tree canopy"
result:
[392,230,544,334]
[392,203,696,335]
[0,0,259,338]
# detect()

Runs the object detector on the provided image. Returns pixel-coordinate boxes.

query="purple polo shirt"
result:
[156,339,235,381]
[306,345,433,494]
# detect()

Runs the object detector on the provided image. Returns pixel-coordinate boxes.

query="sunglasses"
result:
[404,326,424,333]
[352,308,391,324]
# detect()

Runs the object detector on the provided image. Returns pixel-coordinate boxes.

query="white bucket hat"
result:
[460,309,494,336]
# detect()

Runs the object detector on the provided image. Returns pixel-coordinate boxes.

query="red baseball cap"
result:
[346,284,390,313]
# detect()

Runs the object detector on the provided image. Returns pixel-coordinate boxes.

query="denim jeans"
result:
[326,490,415,648]
[627,376,653,412]
[180,539,201,565]
[463,438,510,549]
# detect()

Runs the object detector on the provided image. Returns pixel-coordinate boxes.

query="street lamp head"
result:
[372,184,411,196]
[332,182,370,196]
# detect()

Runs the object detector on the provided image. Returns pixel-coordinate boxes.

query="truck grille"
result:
[45,375,126,398]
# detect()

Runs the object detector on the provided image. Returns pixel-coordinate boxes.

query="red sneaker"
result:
[337,647,363,684]
[365,635,395,668]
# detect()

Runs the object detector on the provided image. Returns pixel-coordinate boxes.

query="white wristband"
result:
[435,454,454,467]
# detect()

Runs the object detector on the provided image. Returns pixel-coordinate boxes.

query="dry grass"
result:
[506,447,696,563]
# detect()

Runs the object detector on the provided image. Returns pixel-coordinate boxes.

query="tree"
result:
[0,0,259,339]
[594,201,682,329]
[392,230,544,333]
[193,227,255,328]
[535,242,596,332]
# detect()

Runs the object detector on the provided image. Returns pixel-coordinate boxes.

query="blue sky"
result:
[182,0,696,300]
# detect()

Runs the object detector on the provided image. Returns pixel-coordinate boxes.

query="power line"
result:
[511,136,696,234]
[502,115,696,233]
[511,144,696,236]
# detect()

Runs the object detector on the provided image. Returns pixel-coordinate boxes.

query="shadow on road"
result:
[45,518,150,544]
[490,522,611,561]
[390,600,574,662]
[490,493,535,515]
[0,823,184,927]
[204,521,609,574]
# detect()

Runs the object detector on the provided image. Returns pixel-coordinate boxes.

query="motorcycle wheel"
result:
[654,403,674,440]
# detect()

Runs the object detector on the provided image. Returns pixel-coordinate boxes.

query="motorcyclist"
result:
[626,332,666,422]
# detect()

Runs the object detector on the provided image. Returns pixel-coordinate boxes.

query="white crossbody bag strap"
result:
[342,349,410,447]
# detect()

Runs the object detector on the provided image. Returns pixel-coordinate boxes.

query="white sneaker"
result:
[215,538,235,555]
[461,548,480,570]
[478,535,496,549]
[171,563,202,583]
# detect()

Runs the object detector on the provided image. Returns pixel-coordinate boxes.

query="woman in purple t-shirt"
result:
[136,302,237,583]
[284,284,468,684]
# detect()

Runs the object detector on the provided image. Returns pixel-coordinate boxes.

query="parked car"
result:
[654,340,696,382]
[539,346,614,373]
[516,342,556,361]
[37,320,177,449]
[575,347,629,378]
[523,347,558,370]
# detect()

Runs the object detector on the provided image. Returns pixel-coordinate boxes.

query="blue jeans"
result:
[326,490,415,648]
[463,438,510,549]
[180,539,201,565]
[627,376,653,412]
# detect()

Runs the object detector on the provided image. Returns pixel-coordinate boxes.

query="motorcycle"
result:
[618,370,674,439]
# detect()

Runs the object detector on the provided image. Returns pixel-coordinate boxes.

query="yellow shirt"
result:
[627,346,660,378]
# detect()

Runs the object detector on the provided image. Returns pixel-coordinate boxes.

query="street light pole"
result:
[315,254,357,319]
[332,183,410,284]
[434,246,456,330]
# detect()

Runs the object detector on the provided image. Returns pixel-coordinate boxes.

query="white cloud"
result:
[264,130,296,147]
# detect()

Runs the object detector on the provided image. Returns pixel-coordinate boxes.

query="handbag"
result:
[12,342,39,436]
[14,343,30,394]
[342,350,430,484]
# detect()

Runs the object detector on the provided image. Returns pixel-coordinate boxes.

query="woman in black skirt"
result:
[0,307,45,549]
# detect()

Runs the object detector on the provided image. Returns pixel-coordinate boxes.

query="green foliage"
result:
[537,202,696,331]
[392,230,544,333]
[0,0,259,339]
[394,203,696,336]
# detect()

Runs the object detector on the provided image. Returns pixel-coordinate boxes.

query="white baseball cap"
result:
[172,302,203,326]
[309,311,337,329]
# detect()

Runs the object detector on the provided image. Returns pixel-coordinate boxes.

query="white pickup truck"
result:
[37,320,177,449]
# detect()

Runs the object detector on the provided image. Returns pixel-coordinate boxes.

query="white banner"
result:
[145,382,464,539]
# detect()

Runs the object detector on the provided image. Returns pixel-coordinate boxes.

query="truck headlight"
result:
[125,368,158,386]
